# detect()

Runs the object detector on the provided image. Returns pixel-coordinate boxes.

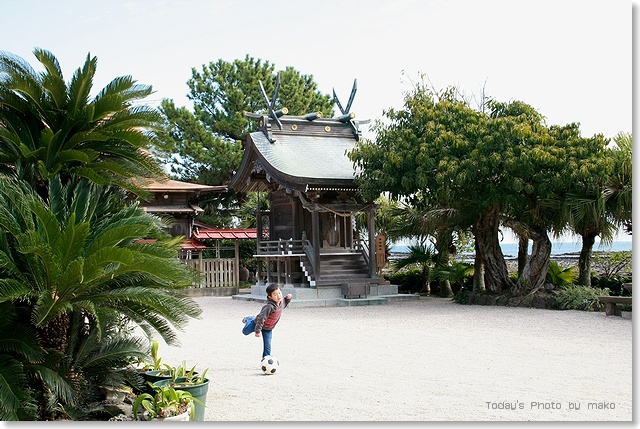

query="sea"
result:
[390,240,633,259]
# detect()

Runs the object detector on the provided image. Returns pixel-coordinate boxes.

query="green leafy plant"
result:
[136,340,164,372]
[133,385,202,421]
[592,275,632,296]
[169,365,209,386]
[555,284,609,311]
[593,251,632,277]
[453,289,471,305]
[432,262,474,291]
[546,261,579,288]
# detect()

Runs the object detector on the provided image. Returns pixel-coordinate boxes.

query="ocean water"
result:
[390,240,633,258]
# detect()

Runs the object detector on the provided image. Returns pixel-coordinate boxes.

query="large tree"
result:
[487,106,608,294]
[157,55,334,186]
[349,79,611,296]
[605,132,632,234]
[560,132,615,287]
[155,56,335,227]
[349,83,513,293]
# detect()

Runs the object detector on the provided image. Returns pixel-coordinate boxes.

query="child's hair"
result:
[266,284,280,297]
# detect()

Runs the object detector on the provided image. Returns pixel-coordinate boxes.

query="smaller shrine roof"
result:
[193,228,258,240]
[142,204,204,214]
[138,178,226,193]
[134,238,207,250]
[179,238,208,250]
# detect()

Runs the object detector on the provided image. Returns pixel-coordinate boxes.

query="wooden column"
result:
[234,239,240,287]
[277,257,282,285]
[368,207,376,278]
[312,208,320,280]
[256,195,263,285]
[256,207,262,249]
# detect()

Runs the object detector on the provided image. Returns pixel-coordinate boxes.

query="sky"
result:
[2,0,631,138]
[1,0,634,243]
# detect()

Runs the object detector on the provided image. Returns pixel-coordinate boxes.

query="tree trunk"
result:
[517,235,529,277]
[514,227,552,295]
[474,205,513,293]
[434,230,454,298]
[34,312,71,420]
[439,279,454,298]
[472,235,485,292]
[36,312,70,353]
[578,233,596,287]
[422,266,431,295]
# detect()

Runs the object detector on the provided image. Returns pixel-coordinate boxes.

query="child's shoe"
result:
[242,316,250,324]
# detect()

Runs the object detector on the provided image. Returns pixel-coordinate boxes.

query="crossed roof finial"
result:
[333,78,357,116]
[258,72,282,130]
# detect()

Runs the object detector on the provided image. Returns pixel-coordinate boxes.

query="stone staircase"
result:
[233,250,420,307]
[300,251,371,287]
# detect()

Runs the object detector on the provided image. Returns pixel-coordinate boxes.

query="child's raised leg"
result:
[242,316,255,335]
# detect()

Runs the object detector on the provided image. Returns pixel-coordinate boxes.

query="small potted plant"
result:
[133,384,203,421]
[153,363,210,421]
[134,340,177,392]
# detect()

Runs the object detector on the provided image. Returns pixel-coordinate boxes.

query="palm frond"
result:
[0,355,35,421]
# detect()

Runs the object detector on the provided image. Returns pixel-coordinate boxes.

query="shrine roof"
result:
[229,116,363,193]
[178,238,208,250]
[135,238,207,250]
[250,125,358,181]
[141,204,204,214]
[192,228,258,240]
[138,178,226,193]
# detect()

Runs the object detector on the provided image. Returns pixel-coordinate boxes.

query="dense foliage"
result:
[0,49,202,420]
[349,77,626,296]
[0,49,165,198]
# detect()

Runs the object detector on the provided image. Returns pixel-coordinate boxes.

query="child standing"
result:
[242,284,292,358]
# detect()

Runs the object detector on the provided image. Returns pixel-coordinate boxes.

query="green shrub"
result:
[591,275,632,296]
[238,281,253,289]
[555,284,609,311]
[453,289,471,304]
[546,260,578,288]
[384,269,425,294]
[593,251,632,277]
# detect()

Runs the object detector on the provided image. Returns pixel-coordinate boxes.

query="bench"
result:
[598,296,632,317]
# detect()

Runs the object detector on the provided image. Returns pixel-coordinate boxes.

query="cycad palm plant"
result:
[431,261,474,292]
[0,302,43,420]
[0,48,165,198]
[58,310,149,420]
[393,244,437,295]
[0,176,202,419]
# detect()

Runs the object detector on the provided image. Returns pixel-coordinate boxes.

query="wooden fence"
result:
[186,258,237,288]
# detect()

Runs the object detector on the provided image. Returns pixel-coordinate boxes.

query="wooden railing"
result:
[257,239,305,255]
[356,236,370,267]
[186,258,237,288]
[302,239,317,278]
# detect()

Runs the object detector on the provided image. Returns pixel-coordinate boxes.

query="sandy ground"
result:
[155,296,632,422]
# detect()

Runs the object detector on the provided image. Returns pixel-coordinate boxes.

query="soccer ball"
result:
[260,355,279,375]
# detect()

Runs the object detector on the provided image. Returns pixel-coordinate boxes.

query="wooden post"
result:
[256,257,263,285]
[234,239,240,287]
[368,207,376,278]
[312,209,320,280]
[277,257,282,285]
[375,234,386,272]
